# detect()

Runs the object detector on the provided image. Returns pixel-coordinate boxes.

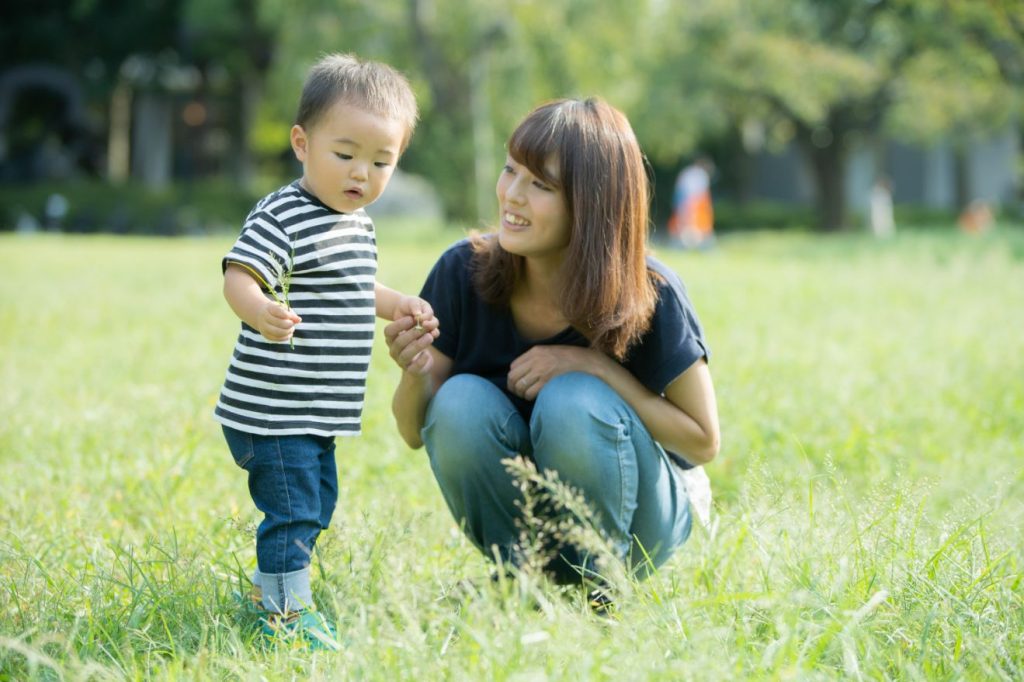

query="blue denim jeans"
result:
[421,372,692,583]
[222,425,338,612]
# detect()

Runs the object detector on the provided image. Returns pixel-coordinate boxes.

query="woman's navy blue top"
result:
[419,239,710,468]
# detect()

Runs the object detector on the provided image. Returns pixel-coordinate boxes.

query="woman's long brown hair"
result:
[471,98,657,360]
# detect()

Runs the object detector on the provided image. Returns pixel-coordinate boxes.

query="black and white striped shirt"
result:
[214,181,377,437]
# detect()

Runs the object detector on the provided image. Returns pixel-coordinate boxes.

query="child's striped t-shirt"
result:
[214,181,377,437]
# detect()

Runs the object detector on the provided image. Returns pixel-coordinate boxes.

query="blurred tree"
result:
[640,0,1023,230]
[1,1,184,182]
[1,1,181,77]
[2,1,280,188]
[261,0,648,224]
[183,0,277,188]
[258,0,480,221]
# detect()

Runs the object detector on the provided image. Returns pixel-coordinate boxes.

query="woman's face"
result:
[496,155,571,261]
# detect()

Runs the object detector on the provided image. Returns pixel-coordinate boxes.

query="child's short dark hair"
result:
[295,53,418,151]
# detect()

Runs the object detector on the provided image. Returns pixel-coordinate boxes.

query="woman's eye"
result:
[502,164,515,174]
[533,181,551,191]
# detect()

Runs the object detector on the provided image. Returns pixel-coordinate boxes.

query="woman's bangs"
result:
[508,113,562,189]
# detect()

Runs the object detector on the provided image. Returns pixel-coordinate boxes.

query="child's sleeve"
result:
[221,208,291,293]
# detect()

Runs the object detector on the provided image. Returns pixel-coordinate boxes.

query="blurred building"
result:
[746,127,1021,219]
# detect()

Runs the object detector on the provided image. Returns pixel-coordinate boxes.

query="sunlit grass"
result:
[1,226,1022,679]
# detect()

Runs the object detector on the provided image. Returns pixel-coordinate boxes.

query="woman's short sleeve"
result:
[625,259,710,395]
[418,241,471,359]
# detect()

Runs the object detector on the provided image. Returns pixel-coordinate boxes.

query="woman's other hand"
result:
[507,345,607,400]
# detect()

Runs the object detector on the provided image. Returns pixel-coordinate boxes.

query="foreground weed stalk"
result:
[503,456,627,591]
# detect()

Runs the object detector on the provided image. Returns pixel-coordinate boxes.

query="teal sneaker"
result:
[230,582,267,634]
[261,609,340,651]
[232,583,266,617]
[586,587,615,616]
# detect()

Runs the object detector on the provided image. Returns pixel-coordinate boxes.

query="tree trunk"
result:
[131,91,173,189]
[107,80,131,184]
[469,46,495,223]
[407,0,476,222]
[953,143,970,211]
[230,0,272,191]
[231,74,259,189]
[798,127,849,231]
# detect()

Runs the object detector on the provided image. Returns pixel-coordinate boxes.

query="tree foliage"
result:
[638,0,1022,228]
[5,0,1020,228]
[261,0,649,223]
[256,0,1020,228]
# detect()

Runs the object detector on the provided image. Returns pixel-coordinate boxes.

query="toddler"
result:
[214,53,438,648]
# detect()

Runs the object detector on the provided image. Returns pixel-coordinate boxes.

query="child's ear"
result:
[290,125,308,162]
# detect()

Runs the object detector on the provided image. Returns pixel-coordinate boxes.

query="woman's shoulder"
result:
[645,254,696,313]
[440,237,474,258]
[431,237,476,277]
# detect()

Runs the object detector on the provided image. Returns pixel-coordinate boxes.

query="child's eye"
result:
[335,153,353,160]
[374,162,391,168]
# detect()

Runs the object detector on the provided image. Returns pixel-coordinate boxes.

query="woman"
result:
[385,98,719,588]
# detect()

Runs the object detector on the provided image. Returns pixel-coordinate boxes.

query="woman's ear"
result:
[290,125,308,162]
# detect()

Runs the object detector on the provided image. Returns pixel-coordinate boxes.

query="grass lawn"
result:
[1,226,1022,680]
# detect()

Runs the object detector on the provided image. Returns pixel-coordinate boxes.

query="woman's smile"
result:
[502,211,531,228]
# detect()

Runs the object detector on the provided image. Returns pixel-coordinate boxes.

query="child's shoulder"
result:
[243,181,307,224]
[253,181,305,213]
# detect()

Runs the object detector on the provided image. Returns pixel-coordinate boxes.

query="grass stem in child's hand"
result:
[268,247,296,349]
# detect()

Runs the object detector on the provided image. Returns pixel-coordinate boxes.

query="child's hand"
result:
[255,301,301,342]
[393,296,440,340]
[384,314,439,376]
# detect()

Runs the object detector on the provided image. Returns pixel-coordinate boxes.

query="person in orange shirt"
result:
[668,157,716,249]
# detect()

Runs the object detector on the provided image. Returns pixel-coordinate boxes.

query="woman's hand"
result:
[384,314,440,375]
[507,345,609,400]
[388,317,453,450]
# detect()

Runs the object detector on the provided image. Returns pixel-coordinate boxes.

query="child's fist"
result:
[257,302,302,342]
[396,296,439,338]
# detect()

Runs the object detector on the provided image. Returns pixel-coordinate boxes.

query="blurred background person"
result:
[869,177,895,238]
[668,157,715,249]
[958,199,994,235]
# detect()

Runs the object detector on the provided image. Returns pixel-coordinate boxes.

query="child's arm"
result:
[374,281,408,321]
[224,263,301,342]
[375,281,439,331]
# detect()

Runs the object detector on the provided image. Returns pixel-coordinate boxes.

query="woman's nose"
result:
[506,178,527,204]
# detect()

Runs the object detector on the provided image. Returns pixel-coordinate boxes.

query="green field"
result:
[1,228,1022,680]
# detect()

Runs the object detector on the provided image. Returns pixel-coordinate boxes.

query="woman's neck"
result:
[510,255,570,340]
[519,254,564,303]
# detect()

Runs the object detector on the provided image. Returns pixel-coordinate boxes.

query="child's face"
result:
[291,101,407,213]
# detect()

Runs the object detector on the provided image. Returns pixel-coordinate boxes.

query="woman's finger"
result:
[524,378,545,401]
[398,331,435,368]
[384,317,415,344]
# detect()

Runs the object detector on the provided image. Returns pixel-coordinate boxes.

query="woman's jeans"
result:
[422,372,692,583]
[222,425,337,612]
